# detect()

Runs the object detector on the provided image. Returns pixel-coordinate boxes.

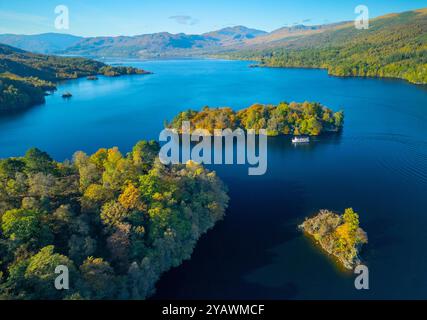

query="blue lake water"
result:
[1,59,427,299]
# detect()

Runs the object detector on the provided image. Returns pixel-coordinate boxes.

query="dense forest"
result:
[167,102,344,136]
[223,9,427,84]
[0,141,229,299]
[0,44,151,112]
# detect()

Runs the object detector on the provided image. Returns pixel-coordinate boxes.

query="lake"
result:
[1,59,427,299]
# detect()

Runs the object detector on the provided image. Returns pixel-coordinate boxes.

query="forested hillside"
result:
[0,141,228,299]
[0,44,150,112]
[224,9,427,84]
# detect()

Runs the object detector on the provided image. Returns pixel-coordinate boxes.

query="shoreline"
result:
[242,60,427,86]
[299,209,368,270]
[0,68,152,113]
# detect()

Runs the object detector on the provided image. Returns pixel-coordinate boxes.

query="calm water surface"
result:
[0,59,426,299]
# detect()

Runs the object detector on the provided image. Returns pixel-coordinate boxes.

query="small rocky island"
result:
[61,92,72,98]
[299,208,368,270]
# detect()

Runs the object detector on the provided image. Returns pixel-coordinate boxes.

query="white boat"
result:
[292,136,310,143]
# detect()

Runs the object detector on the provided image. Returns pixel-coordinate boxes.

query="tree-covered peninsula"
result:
[0,44,151,112]
[0,141,229,299]
[299,209,368,270]
[167,102,344,136]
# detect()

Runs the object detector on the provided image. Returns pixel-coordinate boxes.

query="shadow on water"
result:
[0,101,47,119]
[152,179,305,299]
[152,134,344,299]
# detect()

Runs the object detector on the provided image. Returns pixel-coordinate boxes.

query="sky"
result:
[0,0,425,37]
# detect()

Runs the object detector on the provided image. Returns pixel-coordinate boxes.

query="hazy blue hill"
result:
[203,26,267,45]
[0,25,336,58]
[64,32,220,57]
[60,27,268,58]
[0,33,83,54]
[57,23,351,58]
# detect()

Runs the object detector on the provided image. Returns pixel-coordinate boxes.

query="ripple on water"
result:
[352,133,427,186]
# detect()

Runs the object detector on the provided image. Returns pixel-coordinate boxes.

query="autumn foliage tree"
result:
[0,141,229,299]
[168,102,344,136]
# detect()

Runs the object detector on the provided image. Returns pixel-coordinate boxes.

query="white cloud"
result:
[168,15,198,26]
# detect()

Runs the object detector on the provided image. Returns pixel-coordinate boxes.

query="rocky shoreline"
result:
[299,209,368,270]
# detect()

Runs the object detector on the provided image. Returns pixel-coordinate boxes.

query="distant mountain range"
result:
[0,23,349,58]
[1,8,426,60]
[0,33,83,54]
[0,7,426,85]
